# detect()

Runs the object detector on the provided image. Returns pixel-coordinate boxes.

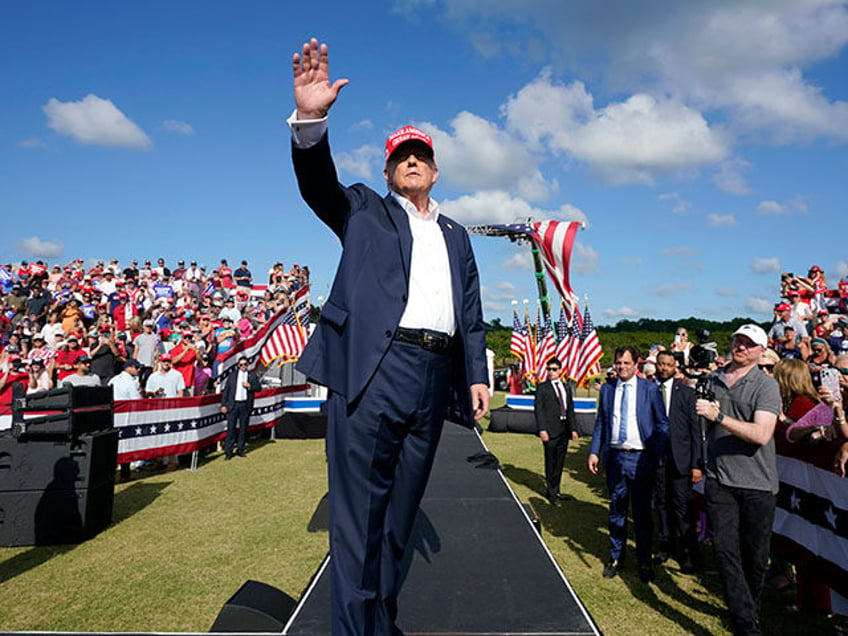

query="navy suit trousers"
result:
[326,339,452,636]
[605,449,656,566]
[224,401,250,457]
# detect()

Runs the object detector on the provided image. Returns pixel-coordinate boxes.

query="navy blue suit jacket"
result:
[661,380,700,475]
[589,377,669,467]
[292,133,488,426]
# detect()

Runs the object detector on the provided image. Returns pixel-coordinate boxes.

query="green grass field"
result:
[0,393,843,634]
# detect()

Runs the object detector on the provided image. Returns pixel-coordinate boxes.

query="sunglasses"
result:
[758,364,775,372]
[546,366,561,372]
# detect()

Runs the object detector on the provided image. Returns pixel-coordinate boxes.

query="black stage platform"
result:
[283,423,600,635]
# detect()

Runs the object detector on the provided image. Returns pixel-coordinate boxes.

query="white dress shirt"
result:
[612,377,643,450]
[235,370,248,402]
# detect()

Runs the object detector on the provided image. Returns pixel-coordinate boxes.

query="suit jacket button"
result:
[401,294,407,302]
[385,330,392,338]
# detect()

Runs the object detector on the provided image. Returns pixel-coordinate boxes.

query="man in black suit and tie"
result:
[588,345,669,583]
[289,38,490,635]
[220,356,261,459]
[652,350,700,572]
[534,357,578,506]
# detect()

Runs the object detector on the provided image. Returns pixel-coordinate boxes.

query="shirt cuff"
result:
[286,109,328,148]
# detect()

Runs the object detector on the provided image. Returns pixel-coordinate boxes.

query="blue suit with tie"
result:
[292,132,488,635]
[590,377,669,567]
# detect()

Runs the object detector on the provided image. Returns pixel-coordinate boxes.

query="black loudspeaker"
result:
[0,429,118,492]
[210,580,297,633]
[0,481,114,546]
[0,429,118,547]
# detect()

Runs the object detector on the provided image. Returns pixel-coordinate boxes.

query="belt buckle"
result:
[422,331,438,352]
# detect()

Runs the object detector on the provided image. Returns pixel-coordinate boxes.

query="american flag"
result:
[259,286,311,367]
[217,286,311,379]
[574,302,603,387]
[564,305,583,382]
[554,304,570,364]
[509,307,527,359]
[536,312,557,381]
[479,221,581,320]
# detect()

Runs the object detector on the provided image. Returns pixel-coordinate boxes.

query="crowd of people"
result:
[583,264,848,632]
[0,256,310,406]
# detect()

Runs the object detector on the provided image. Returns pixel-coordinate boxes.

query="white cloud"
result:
[18,138,46,149]
[18,236,64,258]
[713,157,751,195]
[757,200,786,215]
[417,1,848,145]
[43,94,152,149]
[658,192,690,215]
[441,190,587,226]
[495,280,517,294]
[503,72,728,184]
[621,256,643,267]
[715,286,737,297]
[162,119,195,135]
[421,111,551,193]
[502,249,534,272]
[573,241,599,274]
[746,295,774,315]
[351,119,374,131]
[757,196,808,216]
[707,213,737,228]
[833,260,848,279]
[651,281,693,297]
[750,257,781,274]
[335,144,382,180]
[604,306,640,320]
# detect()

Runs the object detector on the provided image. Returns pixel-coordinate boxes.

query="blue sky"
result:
[2,1,847,326]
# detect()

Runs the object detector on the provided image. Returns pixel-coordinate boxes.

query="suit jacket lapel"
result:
[438,215,463,322]
[384,194,413,281]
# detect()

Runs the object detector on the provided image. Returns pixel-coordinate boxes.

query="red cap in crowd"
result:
[774,302,791,311]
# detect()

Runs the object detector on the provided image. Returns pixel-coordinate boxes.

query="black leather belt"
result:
[394,327,455,354]
[611,447,641,454]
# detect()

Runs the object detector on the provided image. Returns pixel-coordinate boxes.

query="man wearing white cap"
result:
[288,38,489,635]
[695,324,781,636]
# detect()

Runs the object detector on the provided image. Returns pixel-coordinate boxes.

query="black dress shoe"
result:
[224,455,233,461]
[602,561,621,578]
[237,451,247,458]
[639,564,655,583]
[556,493,574,501]
[547,496,559,507]
[653,550,669,565]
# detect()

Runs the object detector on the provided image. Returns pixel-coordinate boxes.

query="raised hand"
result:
[292,38,349,120]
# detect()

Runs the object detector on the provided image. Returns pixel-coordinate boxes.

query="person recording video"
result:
[694,324,781,636]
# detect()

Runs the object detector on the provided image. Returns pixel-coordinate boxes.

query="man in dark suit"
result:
[588,345,669,583]
[289,38,490,635]
[652,350,701,572]
[534,357,578,506]
[219,356,261,459]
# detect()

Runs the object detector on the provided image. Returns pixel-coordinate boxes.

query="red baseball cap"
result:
[385,126,433,162]
[774,302,791,311]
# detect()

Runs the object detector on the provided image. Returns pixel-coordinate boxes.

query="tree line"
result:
[485,316,769,369]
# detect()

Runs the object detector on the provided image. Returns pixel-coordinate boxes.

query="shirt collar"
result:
[390,191,440,222]
[617,376,637,389]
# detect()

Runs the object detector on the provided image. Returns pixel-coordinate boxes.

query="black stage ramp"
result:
[284,423,600,635]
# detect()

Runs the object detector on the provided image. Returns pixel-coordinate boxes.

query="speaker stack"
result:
[0,384,117,546]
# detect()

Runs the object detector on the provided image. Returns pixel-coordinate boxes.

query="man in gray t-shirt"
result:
[61,356,102,388]
[696,324,781,636]
[133,321,159,384]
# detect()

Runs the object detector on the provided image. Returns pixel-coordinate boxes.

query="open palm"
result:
[292,38,349,120]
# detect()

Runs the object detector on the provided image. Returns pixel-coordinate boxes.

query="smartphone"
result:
[821,367,840,400]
